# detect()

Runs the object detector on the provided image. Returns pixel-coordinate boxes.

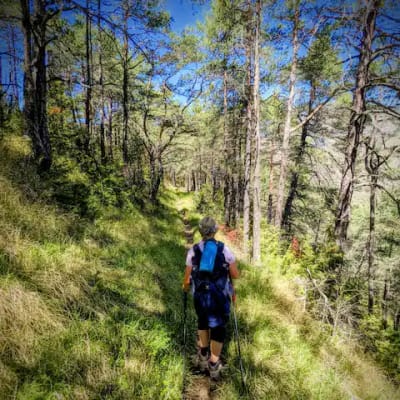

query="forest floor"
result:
[1,134,399,399]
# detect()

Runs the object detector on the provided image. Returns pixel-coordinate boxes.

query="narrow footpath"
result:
[181,210,217,400]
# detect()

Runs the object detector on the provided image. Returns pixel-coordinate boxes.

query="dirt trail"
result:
[181,211,216,400]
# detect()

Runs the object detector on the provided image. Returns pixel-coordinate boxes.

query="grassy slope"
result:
[0,135,398,399]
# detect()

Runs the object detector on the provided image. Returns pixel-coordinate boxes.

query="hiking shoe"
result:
[208,359,223,380]
[198,353,209,372]
[192,352,209,372]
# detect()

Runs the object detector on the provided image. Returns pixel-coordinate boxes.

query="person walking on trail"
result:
[182,216,239,380]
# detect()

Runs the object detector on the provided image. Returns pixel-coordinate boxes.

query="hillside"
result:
[0,135,399,399]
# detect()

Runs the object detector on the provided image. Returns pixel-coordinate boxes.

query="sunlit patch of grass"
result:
[0,282,65,369]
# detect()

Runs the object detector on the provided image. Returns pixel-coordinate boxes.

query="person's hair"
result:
[199,216,217,238]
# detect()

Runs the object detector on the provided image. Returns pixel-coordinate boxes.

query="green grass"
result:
[0,135,398,399]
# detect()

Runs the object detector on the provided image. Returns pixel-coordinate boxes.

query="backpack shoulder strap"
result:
[192,243,202,267]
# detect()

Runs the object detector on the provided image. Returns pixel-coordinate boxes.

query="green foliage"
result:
[360,315,400,382]
[194,183,223,219]
[299,33,342,86]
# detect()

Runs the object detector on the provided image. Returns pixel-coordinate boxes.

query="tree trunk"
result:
[149,152,163,203]
[122,1,130,163]
[382,276,389,329]
[282,82,315,230]
[234,114,242,224]
[223,66,231,226]
[267,141,275,224]
[394,310,400,331]
[84,0,92,154]
[0,54,4,127]
[252,0,262,263]
[20,0,52,171]
[98,0,106,164]
[367,172,377,314]
[8,24,19,106]
[108,98,113,160]
[274,1,299,228]
[243,0,253,258]
[191,170,196,192]
[334,0,379,249]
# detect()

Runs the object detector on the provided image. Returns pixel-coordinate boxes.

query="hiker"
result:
[182,216,239,379]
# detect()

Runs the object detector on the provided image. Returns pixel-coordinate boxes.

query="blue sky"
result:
[165,0,208,32]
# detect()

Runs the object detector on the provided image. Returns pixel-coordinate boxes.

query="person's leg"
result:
[195,293,210,354]
[198,329,209,350]
[209,325,225,362]
[209,340,223,363]
[196,315,210,371]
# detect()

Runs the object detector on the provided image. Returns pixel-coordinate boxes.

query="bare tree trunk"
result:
[334,0,379,249]
[108,98,113,160]
[367,173,377,314]
[98,0,106,163]
[66,68,78,125]
[394,310,400,331]
[223,66,231,226]
[0,54,4,126]
[275,1,299,228]
[234,114,242,224]
[282,83,315,230]
[149,152,163,203]
[20,0,52,171]
[267,141,275,224]
[186,173,190,192]
[191,170,196,192]
[382,276,389,329]
[252,0,262,263]
[122,1,130,163]
[8,24,19,106]
[84,0,92,154]
[243,0,253,257]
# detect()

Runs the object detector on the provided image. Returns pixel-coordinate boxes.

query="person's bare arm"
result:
[229,262,239,279]
[182,265,192,291]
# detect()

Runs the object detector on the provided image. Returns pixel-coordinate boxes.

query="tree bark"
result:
[8,24,19,106]
[98,0,106,163]
[223,66,231,226]
[334,0,379,249]
[267,141,275,224]
[84,0,92,154]
[149,152,163,203]
[394,310,400,331]
[0,54,4,127]
[122,0,130,163]
[274,0,299,228]
[252,0,262,263]
[367,172,377,314]
[382,276,389,329]
[243,0,253,258]
[108,98,113,160]
[20,0,52,171]
[282,82,315,230]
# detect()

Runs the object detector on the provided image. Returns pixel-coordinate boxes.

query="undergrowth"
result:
[0,134,398,399]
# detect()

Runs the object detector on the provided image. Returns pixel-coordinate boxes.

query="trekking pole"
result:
[230,279,246,394]
[182,291,188,399]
